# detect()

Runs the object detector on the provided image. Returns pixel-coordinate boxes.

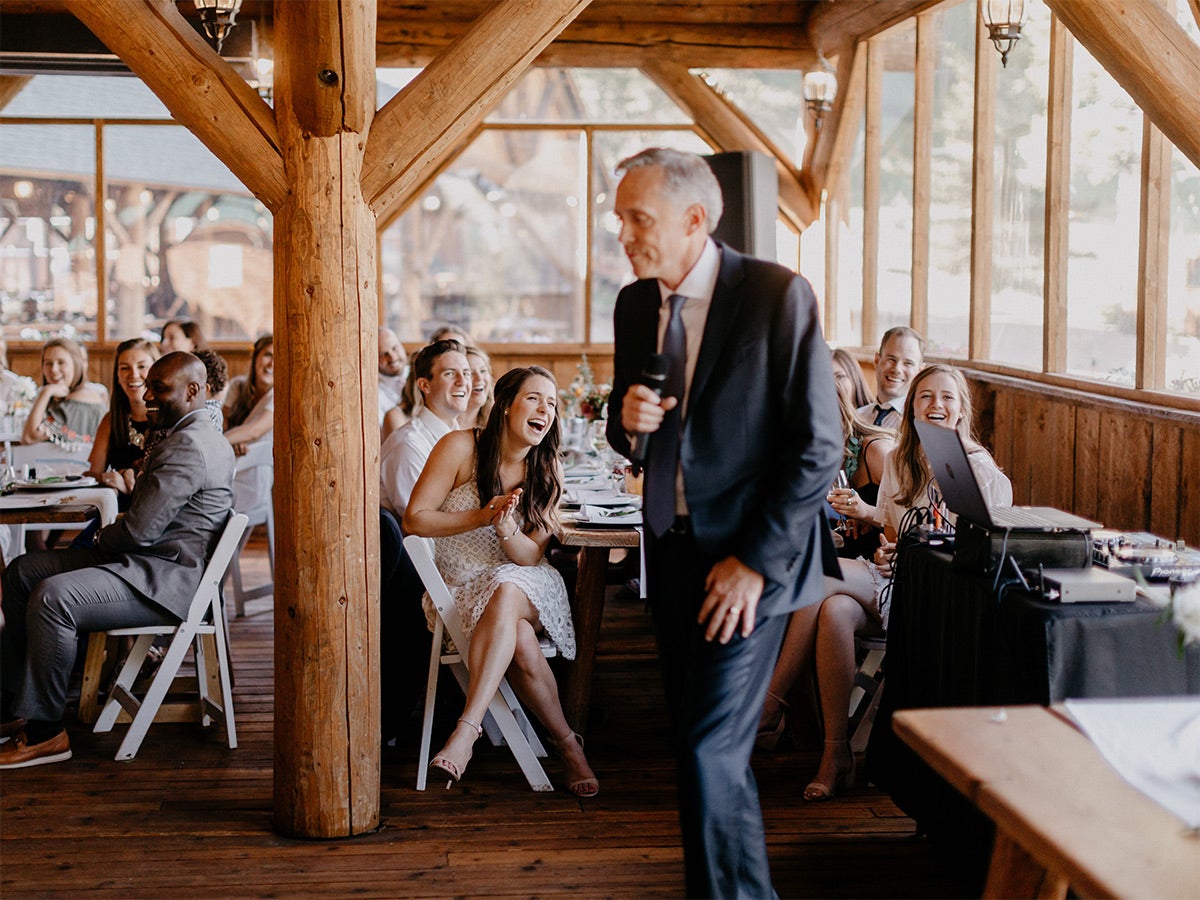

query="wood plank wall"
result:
[966,369,1200,546]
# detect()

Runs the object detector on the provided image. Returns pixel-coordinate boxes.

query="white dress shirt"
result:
[857,397,904,431]
[378,372,406,426]
[655,238,720,515]
[380,406,455,519]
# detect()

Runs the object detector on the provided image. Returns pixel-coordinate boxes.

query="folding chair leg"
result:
[94,634,156,733]
[497,678,547,757]
[211,613,237,749]
[416,620,445,791]
[484,687,553,792]
[112,626,196,761]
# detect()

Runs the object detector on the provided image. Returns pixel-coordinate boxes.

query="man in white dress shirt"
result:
[377,328,409,427]
[379,339,471,519]
[856,326,924,430]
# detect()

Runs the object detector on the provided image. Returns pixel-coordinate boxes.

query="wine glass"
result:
[829,470,850,533]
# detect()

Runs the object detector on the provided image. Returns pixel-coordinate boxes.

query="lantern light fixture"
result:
[981,0,1027,68]
[803,54,838,132]
[193,0,243,54]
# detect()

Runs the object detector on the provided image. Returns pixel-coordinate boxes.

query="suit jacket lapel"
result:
[689,244,746,410]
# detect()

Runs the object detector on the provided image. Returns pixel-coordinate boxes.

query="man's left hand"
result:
[699,556,764,644]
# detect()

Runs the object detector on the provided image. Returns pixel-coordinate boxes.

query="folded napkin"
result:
[577,504,642,525]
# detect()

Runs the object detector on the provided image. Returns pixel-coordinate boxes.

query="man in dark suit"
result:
[1,352,235,769]
[606,148,843,898]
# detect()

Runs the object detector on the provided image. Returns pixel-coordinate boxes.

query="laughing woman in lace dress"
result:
[403,366,598,797]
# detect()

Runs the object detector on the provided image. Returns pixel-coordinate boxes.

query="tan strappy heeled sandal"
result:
[549,731,599,798]
[429,717,482,789]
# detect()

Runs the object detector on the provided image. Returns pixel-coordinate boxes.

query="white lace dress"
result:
[422,480,576,660]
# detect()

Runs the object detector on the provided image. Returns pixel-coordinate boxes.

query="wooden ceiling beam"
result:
[362,0,591,215]
[640,58,817,230]
[63,0,286,209]
[376,22,813,69]
[807,0,946,56]
[1044,0,1200,170]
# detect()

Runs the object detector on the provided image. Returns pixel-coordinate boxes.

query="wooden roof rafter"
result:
[62,0,285,210]
[1044,0,1200,170]
[362,0,592,217]
[639,59,817,230]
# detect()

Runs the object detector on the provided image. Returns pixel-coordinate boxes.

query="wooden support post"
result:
[911,12,934,336]
[862,39,882,348]
[1043,16,1073,375]
[271,0,381,839]
[969,3,996,361]
[1136,119,1171,391]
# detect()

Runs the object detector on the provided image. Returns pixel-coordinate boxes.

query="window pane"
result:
[927,0,975,359]
[382,129,586,343]
[487,69,689,124]
[104,126,271,342]
[0,125,97,342]
[694,69,804,163]
[990,0,1051,370]
[1066,46,1141,385]
[589,130,713,342]
[877,21,916,336]
[1168,148,1200,394]
[3,74,170,119]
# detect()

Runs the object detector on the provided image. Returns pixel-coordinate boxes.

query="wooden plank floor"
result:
[1,537,969,897]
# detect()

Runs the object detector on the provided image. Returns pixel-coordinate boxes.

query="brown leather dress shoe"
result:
[0,717,29,740]
[0,729,72,769]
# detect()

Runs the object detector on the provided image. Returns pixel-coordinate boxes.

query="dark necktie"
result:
[645,293,687,537]
[872,404,890,427]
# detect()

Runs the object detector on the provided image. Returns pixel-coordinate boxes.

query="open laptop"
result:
[914,421,1100,532]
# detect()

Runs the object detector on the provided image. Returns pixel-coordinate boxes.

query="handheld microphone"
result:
[629,353,669,465]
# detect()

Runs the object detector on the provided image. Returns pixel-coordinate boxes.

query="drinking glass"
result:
[829,470,850,533]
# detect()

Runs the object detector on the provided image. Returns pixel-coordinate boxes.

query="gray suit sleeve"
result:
[95,433,205,554]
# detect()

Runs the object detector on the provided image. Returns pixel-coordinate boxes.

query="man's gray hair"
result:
[617,147,724,234]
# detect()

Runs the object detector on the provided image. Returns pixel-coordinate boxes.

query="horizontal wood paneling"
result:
[966,370,1200,545]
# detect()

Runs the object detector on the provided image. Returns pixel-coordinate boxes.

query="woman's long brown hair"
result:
[475,366,562,535]
[891,363,977,509]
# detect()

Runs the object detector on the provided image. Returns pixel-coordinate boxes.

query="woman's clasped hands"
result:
[483,487,523,540]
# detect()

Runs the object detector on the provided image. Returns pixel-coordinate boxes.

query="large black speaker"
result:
[703,150,778,259]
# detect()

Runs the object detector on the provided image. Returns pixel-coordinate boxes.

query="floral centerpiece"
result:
[1147,578,1200,652]
[562,354,611,422]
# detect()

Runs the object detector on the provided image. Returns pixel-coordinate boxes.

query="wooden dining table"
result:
[557,522,640,733]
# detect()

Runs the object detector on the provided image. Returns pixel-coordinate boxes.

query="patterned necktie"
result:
[872,404,890,427]
[645,293,688,537]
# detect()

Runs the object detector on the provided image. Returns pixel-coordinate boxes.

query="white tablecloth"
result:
[0,487,119,565]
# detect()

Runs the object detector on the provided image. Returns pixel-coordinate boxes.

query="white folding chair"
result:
[404,534,555,792]
[91,513,248,761]
[849,635,886,754]
[228,440,274,616]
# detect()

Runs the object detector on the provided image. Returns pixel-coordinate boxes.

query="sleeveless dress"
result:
[422,480,576,660]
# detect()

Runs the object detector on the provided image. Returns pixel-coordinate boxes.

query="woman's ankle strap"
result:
[765,690,790,709]
[457,717,483,736]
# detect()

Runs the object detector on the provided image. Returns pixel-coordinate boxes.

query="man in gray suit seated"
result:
[1,352,235,769]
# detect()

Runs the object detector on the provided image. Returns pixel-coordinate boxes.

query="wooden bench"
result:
[893,705,1199,899]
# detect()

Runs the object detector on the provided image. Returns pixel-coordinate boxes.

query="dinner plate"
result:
[569,504,642,526]
[13,476,98,491]
[563,489,642,508]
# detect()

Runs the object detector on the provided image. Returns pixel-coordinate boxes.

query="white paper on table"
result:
[1063,696,1200,829]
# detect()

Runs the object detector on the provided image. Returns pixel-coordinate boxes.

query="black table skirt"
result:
[866,543,1199,878]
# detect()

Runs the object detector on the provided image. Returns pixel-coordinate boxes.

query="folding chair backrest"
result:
[232,440,274,525]
[185,512,249,626]
[403,534,471,655]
